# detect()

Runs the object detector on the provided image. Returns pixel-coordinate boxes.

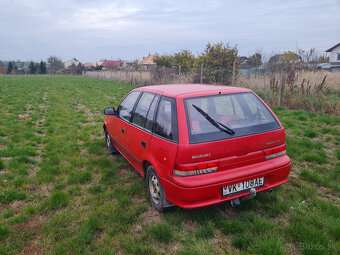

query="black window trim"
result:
[130,92,158,130]
[129,92,158,135]
[183,91,281,144]
[117,92,179,144]
[152,95,179,144]
[116,91,142,122]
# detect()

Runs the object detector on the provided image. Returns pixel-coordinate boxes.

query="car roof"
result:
[133,84,252,98]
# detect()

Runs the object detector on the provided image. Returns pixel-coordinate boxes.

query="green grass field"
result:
[0,76,339,255]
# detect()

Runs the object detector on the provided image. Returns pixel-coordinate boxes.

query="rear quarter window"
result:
[154,96,178,142]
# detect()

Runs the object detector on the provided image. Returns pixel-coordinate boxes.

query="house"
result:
[101,60,123,69]
[83,62,96,68]
[122,60,134,68]
[64,58,80,69]
[238,56,248,65]
[268,53,301,64]
[139,54,156,68]
[325,42,340,64]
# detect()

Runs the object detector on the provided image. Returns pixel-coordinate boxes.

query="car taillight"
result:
[263,144,286,160]
[173,161,219,177]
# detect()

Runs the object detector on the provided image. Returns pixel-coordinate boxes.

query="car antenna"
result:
[218,91,221,95]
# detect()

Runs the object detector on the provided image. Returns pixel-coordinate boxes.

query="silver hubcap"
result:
[149,173,161,204]
[106,133,111,148]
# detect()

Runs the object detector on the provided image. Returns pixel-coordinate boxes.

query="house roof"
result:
[140,55,155,65]
[326,42,340,52]
[65,58,79,63]
[102,60,123,67]
[268,53,301,63]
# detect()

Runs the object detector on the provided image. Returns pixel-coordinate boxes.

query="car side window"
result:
[144,95,160,131]
[132,92,156,127]
[117,92,140,121]
[154,96,178,141]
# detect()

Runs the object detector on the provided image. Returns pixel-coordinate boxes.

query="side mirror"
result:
[104,107,116,115]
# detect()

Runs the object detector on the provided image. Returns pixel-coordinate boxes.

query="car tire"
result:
[146,166,167,212]
[105,129,118,154]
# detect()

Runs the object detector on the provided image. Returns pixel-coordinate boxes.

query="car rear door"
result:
[126,93,160,175]
[149,96,179,179]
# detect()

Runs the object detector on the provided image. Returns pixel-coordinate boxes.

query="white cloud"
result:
[56,4,140,30]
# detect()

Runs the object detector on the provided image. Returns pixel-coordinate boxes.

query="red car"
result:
[103,84,291,212]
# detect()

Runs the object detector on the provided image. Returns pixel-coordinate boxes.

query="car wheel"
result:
[146,166,167,212]
[105,130,118,154]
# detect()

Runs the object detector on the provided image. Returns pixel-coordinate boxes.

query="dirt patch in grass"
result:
[91,134,103,139]
[80,121,98,127]
[211,229,239,254]
[21,240,45,255]
[13,214,46,234]
[116,167,134,178]
[317,186,340,206]
[13,214,47,255]
[18,113,30,120]
[28,183,53,197]
[140,206,162,226]
[9,200,27,210]
[28,165,40,177]
[181,220,198,233]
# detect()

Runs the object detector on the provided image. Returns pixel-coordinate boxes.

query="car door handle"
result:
[121,128,125,134]
[141,141,146,148]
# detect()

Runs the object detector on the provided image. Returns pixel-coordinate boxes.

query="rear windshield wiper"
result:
[192,104,235,135]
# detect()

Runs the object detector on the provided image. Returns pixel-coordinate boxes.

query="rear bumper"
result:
[160,155,291,209]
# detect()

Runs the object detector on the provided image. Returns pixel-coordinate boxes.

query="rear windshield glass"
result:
[184,92,280,143]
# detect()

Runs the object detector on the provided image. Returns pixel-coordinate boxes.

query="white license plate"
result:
[222,177,264,197]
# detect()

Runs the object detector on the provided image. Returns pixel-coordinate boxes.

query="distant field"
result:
[0,76,339,255]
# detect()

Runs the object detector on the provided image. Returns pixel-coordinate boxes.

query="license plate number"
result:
[222,177,264,197]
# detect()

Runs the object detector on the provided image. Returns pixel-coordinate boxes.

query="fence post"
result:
[278,71,283,106]
[178,65,181,83]
[200,64,203,84]
[232,61,236,86]
[139,71,142,86]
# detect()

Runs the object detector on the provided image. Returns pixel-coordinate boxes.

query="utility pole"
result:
[278,71,283,106]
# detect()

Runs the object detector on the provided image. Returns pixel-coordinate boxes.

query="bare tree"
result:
[47,56,64,74]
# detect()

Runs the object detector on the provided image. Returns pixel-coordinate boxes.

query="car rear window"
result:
[184,92,280,143]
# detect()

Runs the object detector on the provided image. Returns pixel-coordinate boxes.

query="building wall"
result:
[329,45,340,62]
[64,60,80,68]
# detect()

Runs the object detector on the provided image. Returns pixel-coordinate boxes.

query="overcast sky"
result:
[1,0,340,62]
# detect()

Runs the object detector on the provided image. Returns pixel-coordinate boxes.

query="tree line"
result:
[0,56,84,75]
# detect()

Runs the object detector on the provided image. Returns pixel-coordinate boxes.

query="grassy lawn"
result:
[0,75,339,255]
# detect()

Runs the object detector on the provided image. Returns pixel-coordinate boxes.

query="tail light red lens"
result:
[174,160,219,177]
[263,144,286,160]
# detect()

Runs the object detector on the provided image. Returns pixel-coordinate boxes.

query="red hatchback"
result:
[103,84,291,211]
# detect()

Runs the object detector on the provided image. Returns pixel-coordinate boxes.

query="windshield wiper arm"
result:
[192,104,235,135]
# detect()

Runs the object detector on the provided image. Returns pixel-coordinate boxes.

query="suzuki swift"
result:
[103,84,291,212]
